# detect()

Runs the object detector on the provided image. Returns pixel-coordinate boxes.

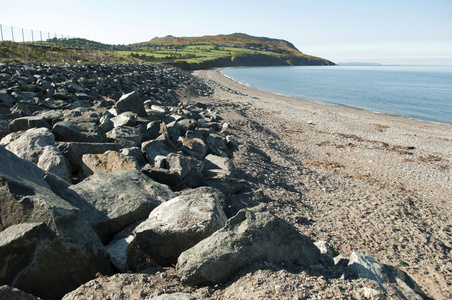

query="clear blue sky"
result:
[1,0,451,65]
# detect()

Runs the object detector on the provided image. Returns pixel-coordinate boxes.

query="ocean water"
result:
[222,66,452,125]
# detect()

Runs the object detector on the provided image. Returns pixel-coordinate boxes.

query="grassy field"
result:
[116,44,281,64]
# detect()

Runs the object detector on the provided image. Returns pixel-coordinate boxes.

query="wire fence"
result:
[0,24,80,47]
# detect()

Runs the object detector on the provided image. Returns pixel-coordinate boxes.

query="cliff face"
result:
[170,53,335,70]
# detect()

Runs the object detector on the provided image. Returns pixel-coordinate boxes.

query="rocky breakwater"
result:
[0,62,426,300]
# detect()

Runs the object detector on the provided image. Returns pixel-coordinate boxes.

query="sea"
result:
[222,65,452,125]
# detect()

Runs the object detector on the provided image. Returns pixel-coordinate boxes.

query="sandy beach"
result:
[189,68,451,299]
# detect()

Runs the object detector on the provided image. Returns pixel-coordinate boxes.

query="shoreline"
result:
[217,66,452,127]
[195,67,452,131]
[192,67,452,299]
[194,66,452,226]
[194,66,452,212]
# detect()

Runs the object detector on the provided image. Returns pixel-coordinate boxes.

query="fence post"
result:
[11,26,14,42]
[40,31,43,44]
[22,28,25,44]
[31,30,34,45]
[0,24,3,41]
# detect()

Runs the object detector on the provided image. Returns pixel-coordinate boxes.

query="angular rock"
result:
[143,120,167,141]
[176,118,197,136]
[155,133,178,151]
[105,221,158,273]
[0,146,113,299]
[115,91,147,117]
[166,153,201,179]
[0,285,42,300]
[203,154,243,195]
[141,165,187,192]
[182,160,204,188]
[106,125,142,148]
[105,234,135,272]
[181,137,208,160]
[0,119,9,139]
[81,150,139,177]
[314,240,334,265]
[57,142,120,174]
[206,134,229,157]
[60,170,174,243]
[8,116,51,132]
[348,251,426,299]
[134,192,227,266]
[66,82,85,93]
[1,128,72,183]
[203,154,235,174]
[165,153,204,188]
[176,206,320,285]
[0,223,55,281]
[32,109,64,125]
[111,111,137,127]
[0,90,15,108]
[185,128,212,140]
[120,146,147,166]
[141,140,175,165]
[99,113,115,133]
[52,119,106,143]
[166,120,180,141]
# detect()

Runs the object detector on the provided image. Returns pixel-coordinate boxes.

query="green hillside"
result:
[0,33,335,68]
[127,33,335,68]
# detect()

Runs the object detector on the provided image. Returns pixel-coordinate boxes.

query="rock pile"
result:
[0,62,426,299]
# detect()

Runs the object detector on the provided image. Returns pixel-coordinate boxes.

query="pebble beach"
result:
[193,68,452,299]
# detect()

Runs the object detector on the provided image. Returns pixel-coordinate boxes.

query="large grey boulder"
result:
[141,165,188,192]
[133,192,227,266]
[141,140,175,164]
[176,206,321,285]
[60,170,174,243]
[203,154,243,195]
[111,111,138,127]
[8,116,51,132]
[52,119,106,143]
[105,222,158,273]
[205,134,229,157]
[1,128,72,183]
[115,91,147,117]
[106,125,142,148]
[105,233,136,273]
[348,251,426,299]
[0,146,113,299]
[203,154,235,174]
[81,150,139,177]
[57,142,120,174]
[0,285,41,300]
[0,119,9,139]
[120,146,147,166]
[144,120,167,141]
[0,221,112,300]
[166,153,204,188]
[180,137,208,160]
[0,90,15,108]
